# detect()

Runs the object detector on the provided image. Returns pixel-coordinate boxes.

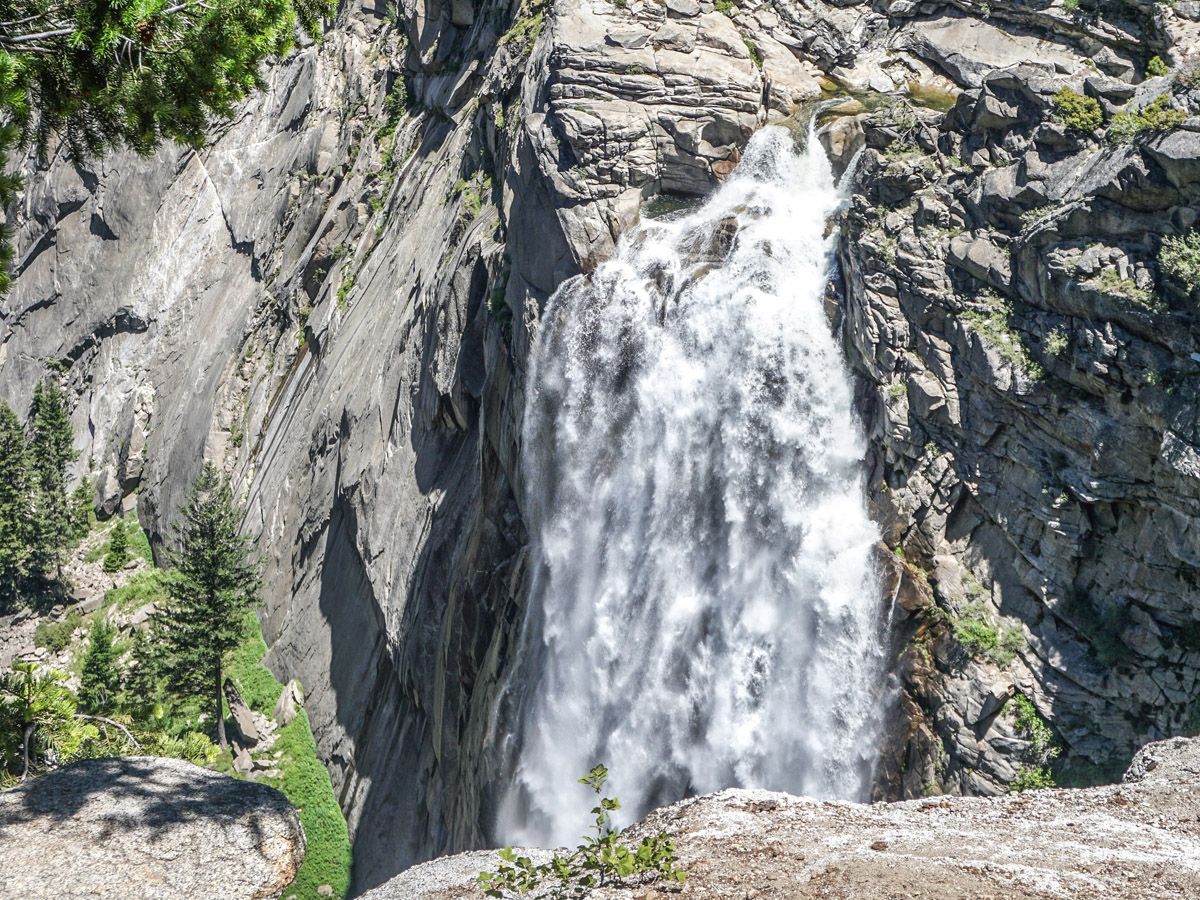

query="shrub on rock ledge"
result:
[1052,88,1102,134]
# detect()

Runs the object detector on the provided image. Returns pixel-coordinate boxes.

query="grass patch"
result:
[961,293,1045,381]
[499,3,545,48]
[1085,268,1160,310]
[103,569,169,612]
[225,612,286,715]
[269,712,353,900]
[228,613,352,899]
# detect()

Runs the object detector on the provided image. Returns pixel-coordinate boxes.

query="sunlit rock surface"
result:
[0,757,304,900]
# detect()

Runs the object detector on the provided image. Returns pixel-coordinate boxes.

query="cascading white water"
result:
[498,123,885,847]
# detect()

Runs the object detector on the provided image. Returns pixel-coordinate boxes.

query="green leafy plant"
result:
[714,0,736,14]
[1044,327,1069,358]
[500,1,546,48]
[336,273,355,312]
[479,764,687,898]
[0,661,88,782]
[33,608,81,653]
[961,294,1045,381]
[1146,56,1170,78]
[1108,94,1187,143]
[1052,88,1102,134]
[1008,693,1061,791]
[1159,229,1200,293]
[742,37,762,69]
[1011,765,1056,791]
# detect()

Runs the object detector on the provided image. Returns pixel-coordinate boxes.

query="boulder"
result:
[273,678,304,727]
[0,757,304,899]
[224,679,263,748]
[364,738,1200,899]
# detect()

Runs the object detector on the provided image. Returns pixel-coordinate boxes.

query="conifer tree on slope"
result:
[157,462,259,749]
[78,618,120,713]
[0,0,331,291]
[0,401,30,603]
[69,478,93,541]
[26,380,75,581]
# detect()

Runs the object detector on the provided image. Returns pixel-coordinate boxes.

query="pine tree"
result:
[0,401,30,604]
[69,479,93,541]
[0,1,332,292]
[78,619,120,713]
[102,519,129,573]
[26,380,75,581]
[156,463,259,749]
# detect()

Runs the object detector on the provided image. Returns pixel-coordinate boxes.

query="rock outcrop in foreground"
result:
[0,757,305,900]
[369,736,1200,899]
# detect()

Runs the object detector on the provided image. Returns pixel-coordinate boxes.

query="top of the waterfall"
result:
[367,736,1200,899]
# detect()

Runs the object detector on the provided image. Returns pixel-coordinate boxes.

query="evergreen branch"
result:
[74,714,142,750]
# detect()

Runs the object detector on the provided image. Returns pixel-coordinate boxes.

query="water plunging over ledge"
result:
[498,124,886,847]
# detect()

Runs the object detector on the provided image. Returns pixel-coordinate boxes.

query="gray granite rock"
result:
[363,737,1200,899]
[0,757,304,899]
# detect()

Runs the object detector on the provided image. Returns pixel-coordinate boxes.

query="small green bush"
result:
[954,615,999,657]
[1052,88,1103,134]
[1108,94,1187,143]
[961,295,1045,381]
[991,626,1026,667]
[1011,765,1056,791]
[1044,327,1069,357]
[1011,694,1055,752]
[1062,0,1079,12]
[742,37,762,69]
[1160,229,1200,293]
[714,0,735,13]
[480,765,687,898]
[1146,56,1169,78]
[33,609,82,653]
[1007,693,1060,791]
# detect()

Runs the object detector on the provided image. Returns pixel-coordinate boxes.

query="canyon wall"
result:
[3,0,1199,892]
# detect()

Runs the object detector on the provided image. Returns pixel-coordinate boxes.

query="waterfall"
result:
[498,123,886,847]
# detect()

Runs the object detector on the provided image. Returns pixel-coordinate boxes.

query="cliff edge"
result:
[0,756,305,900]
[368,736,1200,899]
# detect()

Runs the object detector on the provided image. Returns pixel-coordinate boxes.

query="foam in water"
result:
[497,124,885,847]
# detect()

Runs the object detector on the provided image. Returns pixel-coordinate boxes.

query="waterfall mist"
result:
[498,124,886,847]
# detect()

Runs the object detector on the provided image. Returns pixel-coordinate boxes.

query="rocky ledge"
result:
[369,736,1200,899]
[0,757,305,900]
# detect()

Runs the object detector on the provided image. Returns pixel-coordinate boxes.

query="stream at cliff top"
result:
[498,124,886,846]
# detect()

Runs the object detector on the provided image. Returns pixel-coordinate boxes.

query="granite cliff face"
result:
[3,0,1200,892]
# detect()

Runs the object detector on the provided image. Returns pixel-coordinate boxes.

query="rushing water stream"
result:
[498,124,885,847]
